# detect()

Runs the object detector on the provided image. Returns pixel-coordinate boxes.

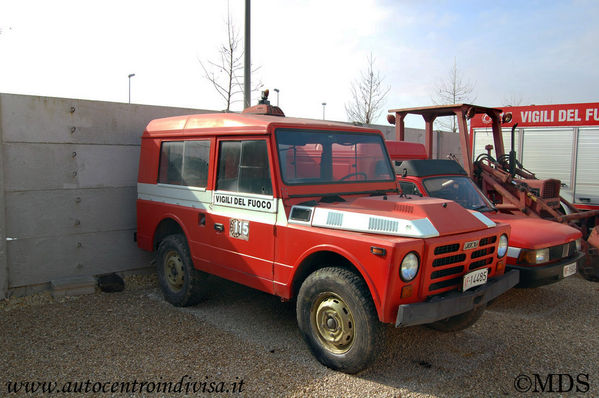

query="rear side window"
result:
[216,140,273,196]
[158,140,210,187]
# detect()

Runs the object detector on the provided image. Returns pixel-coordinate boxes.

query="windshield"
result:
[275,129,395,185]
[423,176,494,211]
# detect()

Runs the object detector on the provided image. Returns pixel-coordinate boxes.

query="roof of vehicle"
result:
[396,159,468,177]
[143,112,378,138]
[388,103,503,118]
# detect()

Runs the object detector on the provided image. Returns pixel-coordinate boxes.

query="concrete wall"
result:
[0,93,212,298]
[377,124,462,160]
[0,94,461,298]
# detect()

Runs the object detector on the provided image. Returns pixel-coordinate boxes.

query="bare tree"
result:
[345,54,390,124]
[199,4,260,112]
[502,93,524,107]
[432,58,476,132]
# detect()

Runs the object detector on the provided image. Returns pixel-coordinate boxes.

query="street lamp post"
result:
[128,73,135,104]
[322,102,327,120]
[274,88,280,106]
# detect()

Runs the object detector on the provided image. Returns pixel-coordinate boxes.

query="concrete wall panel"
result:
[6,187,136,239]
[7,230,151,287]
[376,124,461,160]
[4,143,140,191]
[0,95,7,298]
[0,94,204,145]
[0,93,207,297]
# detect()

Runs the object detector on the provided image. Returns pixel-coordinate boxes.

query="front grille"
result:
[480,236,497,246]
[469,258,492,270]
[431,266,464,279]
[433,254,466,267]
[434,243,460,255]
[471,247,494,259]
[425,235,499,295]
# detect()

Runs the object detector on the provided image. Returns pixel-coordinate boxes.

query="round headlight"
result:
[400,252,420,282]
[497,234,508,258]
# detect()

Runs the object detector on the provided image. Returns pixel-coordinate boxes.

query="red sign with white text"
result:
[470,102,599,128]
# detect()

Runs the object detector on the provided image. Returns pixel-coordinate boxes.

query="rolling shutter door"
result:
[473,128,520,161]
[575,128,599,205]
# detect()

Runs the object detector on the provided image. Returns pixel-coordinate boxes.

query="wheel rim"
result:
[163,250,184,292]
[311,292,355,354]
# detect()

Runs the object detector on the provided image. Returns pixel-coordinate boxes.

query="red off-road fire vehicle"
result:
[136,93,517,373]
[387,142,583,287]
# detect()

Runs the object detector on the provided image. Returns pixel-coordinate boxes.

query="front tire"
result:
[296,267,382,373]
[156,234,207,307]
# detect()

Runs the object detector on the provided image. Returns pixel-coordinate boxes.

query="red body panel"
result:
[385,141,427,160]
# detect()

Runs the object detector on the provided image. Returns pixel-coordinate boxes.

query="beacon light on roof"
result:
[242,89,285,117]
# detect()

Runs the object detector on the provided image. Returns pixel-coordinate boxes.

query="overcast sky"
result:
[1,0,598,125]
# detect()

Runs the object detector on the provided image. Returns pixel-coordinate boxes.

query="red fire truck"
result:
[136,92,517,373]
[387,142,583,287]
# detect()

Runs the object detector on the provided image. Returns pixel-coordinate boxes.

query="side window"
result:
[399,181,422,196]
[216,140,273,196]
[158,140,210,187]
[182,141,210,187]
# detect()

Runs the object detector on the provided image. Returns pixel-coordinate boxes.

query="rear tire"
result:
[427,304,486,332]
[296,267,382,373]
[156,234,207,307]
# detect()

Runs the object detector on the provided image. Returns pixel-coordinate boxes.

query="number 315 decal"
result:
[229,219,249,240]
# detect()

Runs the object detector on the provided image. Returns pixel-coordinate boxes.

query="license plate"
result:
[463,268,488,292]
[563,262,577,278]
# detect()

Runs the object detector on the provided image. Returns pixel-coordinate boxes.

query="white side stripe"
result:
[470,211,496,228]
[138,183,288,226]
[507,247,521,259]
[138,183,210,209]
[311,207,439,238]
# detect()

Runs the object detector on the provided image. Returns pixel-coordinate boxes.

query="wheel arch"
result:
[152,215,188,251]
[290,247,383,321]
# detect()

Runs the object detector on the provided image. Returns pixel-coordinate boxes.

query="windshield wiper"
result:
[368,189,398,197]
[471,204,494,212]
[319,194,346,203]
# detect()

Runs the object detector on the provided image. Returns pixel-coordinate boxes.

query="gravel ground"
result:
[1,272,597,397]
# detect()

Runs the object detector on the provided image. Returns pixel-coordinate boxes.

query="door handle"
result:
[214,223,224,232]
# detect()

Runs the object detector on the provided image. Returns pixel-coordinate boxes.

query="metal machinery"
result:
[387,104,599,281]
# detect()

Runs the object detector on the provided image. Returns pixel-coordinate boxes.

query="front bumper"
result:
[395,269,519,327]
[508,251,585,288]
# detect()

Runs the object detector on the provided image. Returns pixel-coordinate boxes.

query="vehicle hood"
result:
[300,195,497,238]
[489,212,582,249]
